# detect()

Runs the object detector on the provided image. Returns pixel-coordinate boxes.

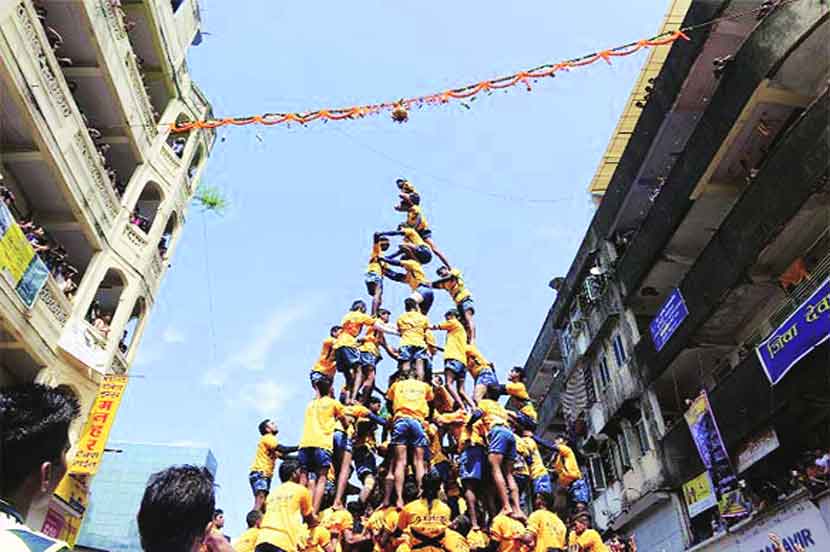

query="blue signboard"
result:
[756,277,830,386]
[649,288,689,352]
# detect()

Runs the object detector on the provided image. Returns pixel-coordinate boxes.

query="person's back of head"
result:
[404,298,418,312]
[316,379,332,397]
[451,514,472,537]
[246,509,263,529]
[279,458,300,483]
[351,299,366,312]
[137,465,215,552]
[484,384,502,401]
[403,477,419,503]
[0,383,80,515]
[420,471,441,503]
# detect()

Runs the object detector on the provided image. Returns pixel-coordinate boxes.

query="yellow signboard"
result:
[69,374,128,475]
[682,471,716,518]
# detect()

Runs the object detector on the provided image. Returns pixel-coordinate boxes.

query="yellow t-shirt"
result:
[490,513,528,552]
[388,378,433,421]
[425,329,437,356]
[401,226,427,248]
[400,259,428,290]
[312,337,337,378]
[465,344,491,378]
[477,399,510,434]
[249,433,279,476]
[337,403,371,436]
[406,204,429,231]
[526,510,566,552]
[397,311,430,348]
[568,529,609,551]
[435,268,472,303]
[524,437,549,480]
[303,526,331,552]
[358,326,382,356]
[335,311,375,349]
[514,436,531,478]
[367,241,385,275]
[443,529,470,552]
[437,319,467,363]
[299,397,345,451]
[398,498,452,540]
[256,481,312,551]
[232,527,259,552]
[467,528,491,550]
[506,382,538,421]
[552,444,582,486]
[321,507,354,534]
[426,423,447,466]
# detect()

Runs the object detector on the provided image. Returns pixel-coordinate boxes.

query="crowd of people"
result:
[235,178,608,552]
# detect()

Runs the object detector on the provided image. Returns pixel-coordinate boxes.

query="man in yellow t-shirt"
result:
[249,419,298,512]
[395,192,452,268]
[432,309,474,411]
[395,298,431,380]
[526,492,566,552]
[383,254,435,315]
[256,459,317,552]
[311,326,341,398]
[334,300,378,396]
[465,343,498,404]
[386,372,433,508]
[567,514,609,552]
[377,225,433,265]
[232,510,262,552]
[297,382,349,514]
[490,513,530,552]
[353,308,396,404]
[431,265,475,341]
[397,472,452,551]
[366,232,391,315]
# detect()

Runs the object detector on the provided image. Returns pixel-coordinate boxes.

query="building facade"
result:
[0,0,213,530]
[75,441,218,552]
[524,1,829,550]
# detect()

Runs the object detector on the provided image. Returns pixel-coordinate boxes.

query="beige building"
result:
[0,0,213,526]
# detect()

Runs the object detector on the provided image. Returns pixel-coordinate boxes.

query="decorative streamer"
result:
[168,30,689,133]
[165,0,799,133]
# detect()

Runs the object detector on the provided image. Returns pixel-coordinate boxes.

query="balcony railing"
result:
[123,50,159,143]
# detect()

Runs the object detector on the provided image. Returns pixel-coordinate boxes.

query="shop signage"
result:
[684,391,736,497]
[736,427,780,474]
[683,472,717,518]
[0,201,48,308]
[649,288,688,351]
[756,277,830,385]
[69,375,128,475]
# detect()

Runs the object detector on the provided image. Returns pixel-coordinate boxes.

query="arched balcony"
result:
[85,268,127,341]
[130,181,164,235]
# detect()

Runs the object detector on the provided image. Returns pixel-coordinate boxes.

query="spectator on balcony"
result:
[93,313,112,338]
[25,226,50,255]
[0,383,81,551]
[131,209,152,233]
[0,182,15,207]
[118,331,129,354]
[171,137,188,158]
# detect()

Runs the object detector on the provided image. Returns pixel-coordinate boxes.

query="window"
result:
[613,334,627,367]
[589,455,606,492]
[583,365,596,407]
[635,417,651,455]
[608,442,621,483]
[560,327,573,359]
[617,432,631,469]
[597,355,611,389]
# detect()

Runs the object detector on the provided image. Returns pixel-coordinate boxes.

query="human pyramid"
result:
[243,179,609,552]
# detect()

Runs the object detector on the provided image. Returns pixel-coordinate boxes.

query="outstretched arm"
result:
[382,267,406,282]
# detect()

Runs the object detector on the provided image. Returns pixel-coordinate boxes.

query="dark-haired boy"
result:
[431,266,475,342]
[137,464,233,552]
[382,255,434,315]
[249,419,298,512]
[232,510,262,552]
[526,492,567,552]
[334,301,379,399]
[353,308,396,405]
[396,298,430,380]
[366,233,390,316]
[432,309,474,411]
[0,384,80,551]
[256,460,317,552]
[311,326,341,398]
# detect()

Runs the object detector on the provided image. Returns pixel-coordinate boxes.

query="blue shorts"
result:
[390,417,428,448]
[399,345,428,362]
[569,477,591,504]
[414,245,432,264]
[365,271,382,290]
[335,347,361,373]
[310,371,332,387]
[533,474,553,495]
[475,369,499,388]
[353,446,377,480]
[432,460,451,483]
[360,351,381,369]
[415,285,434,314]
[444,359,466,378]
[457,297,475,315]
[298,447,333,474]
[333,431,353,455]
[249,471,271,495]
[488,426,517,461]
[417,228,433,240]
[460,445,486,482]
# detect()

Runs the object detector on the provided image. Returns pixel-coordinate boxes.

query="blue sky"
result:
[109,0,669,537]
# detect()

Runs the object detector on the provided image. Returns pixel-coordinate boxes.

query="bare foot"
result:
[332,503,344,511]
[395,500,405,510]
[509,509,527,521]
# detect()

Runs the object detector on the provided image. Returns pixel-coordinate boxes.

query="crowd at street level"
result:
[241,179,608,552]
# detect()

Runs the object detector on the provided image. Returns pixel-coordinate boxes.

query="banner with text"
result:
[0,202,48,308]
[684,391,737,500]
[683,471,717,518]
[69,375,128,475]
[756,277,830,385]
